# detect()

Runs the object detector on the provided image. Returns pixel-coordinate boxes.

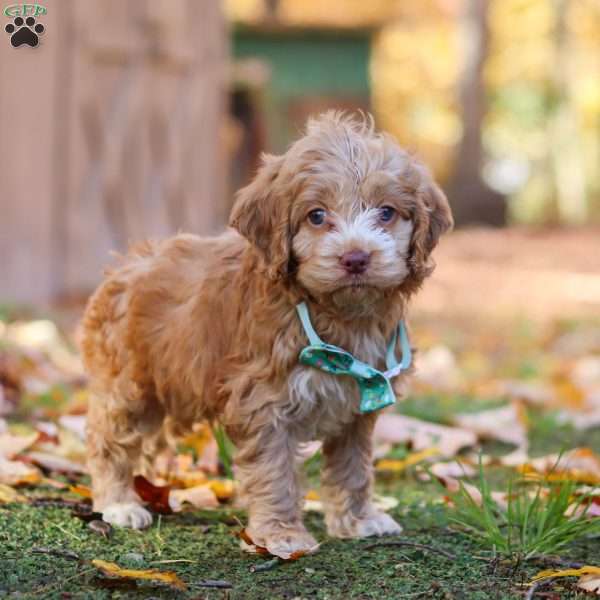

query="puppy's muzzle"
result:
[340,249,371,275]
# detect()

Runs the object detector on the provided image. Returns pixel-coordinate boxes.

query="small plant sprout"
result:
[445,457,600,560]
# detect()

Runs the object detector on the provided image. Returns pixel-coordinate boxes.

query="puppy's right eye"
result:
[307,209,326,226]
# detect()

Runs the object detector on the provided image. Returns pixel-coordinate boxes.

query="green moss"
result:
[0,477,595,599]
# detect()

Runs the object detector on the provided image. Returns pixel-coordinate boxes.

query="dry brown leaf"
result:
[499,380,554,406]
[374,414,477,458]
[0,483,27,503]
[134,475,172,514]
[452,402,528,450]
[428,460,476,480]
[304,492,397,513]
[556,408,600,431]
[0,456,41,486]
[0,430,39,459]
[238,528,319,560]
[238,528,269,555]
[520,447,600,485]
[440,476,509,510]
[579,574,600,594]
[169,484,219,511]
[26,451,86,474]
[414,345,461,389]
[91,559,186,591]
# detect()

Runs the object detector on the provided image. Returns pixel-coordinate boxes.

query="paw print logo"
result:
[5,16,44,47]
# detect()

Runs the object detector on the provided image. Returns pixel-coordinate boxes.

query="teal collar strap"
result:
[295,302,412,413]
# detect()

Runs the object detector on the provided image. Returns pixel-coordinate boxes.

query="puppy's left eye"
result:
[308,208,327,226]
[379,206,396,223]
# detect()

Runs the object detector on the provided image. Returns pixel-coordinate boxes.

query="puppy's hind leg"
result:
[86,392,162,529]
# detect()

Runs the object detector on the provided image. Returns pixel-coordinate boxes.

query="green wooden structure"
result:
[232,26,373,153]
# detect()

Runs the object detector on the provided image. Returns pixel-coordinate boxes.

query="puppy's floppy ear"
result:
[229,153,291,280]
[423,181,453,254]
[409,178,453,279]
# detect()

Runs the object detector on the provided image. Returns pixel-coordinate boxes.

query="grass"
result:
[446,460,600,560]
[1,473,599,599]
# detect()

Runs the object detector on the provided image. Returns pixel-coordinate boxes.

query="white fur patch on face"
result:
[294,208,413,295]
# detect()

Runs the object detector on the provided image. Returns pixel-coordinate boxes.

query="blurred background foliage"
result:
[226,0,600,226]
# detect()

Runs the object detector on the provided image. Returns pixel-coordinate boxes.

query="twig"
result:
[194,580,233,589]
[250,557,282,573]
[32,567,96,597]
[31,547,80,561]
[364,541,456,560]
[526,577,555,600]
[151,559,198,565]
[532,555,585,570]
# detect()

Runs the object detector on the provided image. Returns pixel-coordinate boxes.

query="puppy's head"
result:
[230,112,452,311]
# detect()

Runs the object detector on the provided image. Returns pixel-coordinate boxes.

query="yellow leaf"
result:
[91,559,187,591]
[207,479,235,500]
[533,566,600,582]
[69,484,92,499]
[0,483,27,503]
[305,490,320,501]
[376,448,439,473]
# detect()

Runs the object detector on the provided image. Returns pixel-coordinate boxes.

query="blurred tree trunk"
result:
[449,0,506,227]
[550,0,586,224]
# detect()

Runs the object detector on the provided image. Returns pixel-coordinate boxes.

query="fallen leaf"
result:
[238,528,269,555]
[70,484,92,499]
[0,430,39,459]
[428,461,476,480]
[556,408,600,431]
[376,448,440,473]
[26,451,86,474]
[415,345,461,389]
[520,448,600,485]
[59,415,87,440]
[134,475,172,514]
[578,573,600,594]
[0,456,41,486]
[374,414,477,458]
[499,380,554,406]
[91,559,186,591]
[437,475,508,509]
[533,565,600,581]
[452,402,528,451]
[304,492,398,513]
[238,528,319,560]
[169,484,219,511]
[0,483,27,503]
[207,479,235,501]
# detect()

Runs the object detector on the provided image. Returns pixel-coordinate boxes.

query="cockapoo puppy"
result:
[81,112,452,558]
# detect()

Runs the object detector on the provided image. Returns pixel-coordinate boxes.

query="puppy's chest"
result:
[284,334,387,440]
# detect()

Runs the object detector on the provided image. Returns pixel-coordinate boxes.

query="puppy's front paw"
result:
[243,524,318,559]
[326,510,402,539]
[102,502,153,529]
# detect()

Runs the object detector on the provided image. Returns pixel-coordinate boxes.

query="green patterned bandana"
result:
[295,302,412,413]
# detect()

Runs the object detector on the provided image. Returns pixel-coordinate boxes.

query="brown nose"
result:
[340,249,371,274]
